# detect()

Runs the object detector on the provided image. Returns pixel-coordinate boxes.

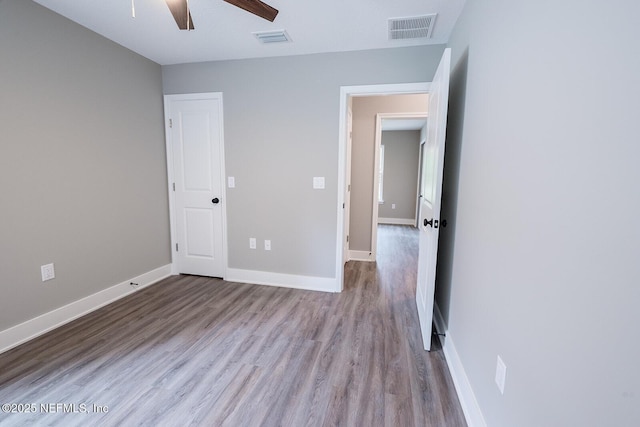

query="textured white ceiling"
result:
[33,0,465,65]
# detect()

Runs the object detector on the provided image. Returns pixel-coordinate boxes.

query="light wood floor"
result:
[0,225,466,427]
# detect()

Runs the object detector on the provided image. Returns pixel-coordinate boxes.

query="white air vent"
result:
[388,14,437,40]
[253,30,291,44]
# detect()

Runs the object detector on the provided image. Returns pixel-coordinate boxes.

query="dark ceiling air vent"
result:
[388,14,437,40]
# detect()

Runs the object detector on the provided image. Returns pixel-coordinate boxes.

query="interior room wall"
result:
[0,0,170,332]
[162,48,443,277]
[378,130,421,222]
[349,94,428,252]
[439,0,640,425]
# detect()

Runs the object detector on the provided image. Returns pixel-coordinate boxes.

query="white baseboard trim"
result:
[226,268,339,293]
[378,217,416,226]
[434,303,487,427]
[0,264,172,355]
[348,250,375,262]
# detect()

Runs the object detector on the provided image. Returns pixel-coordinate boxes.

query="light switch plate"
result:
[313,177,325,189]
[249,238,256,249]
[228,177,235,188]
[41,263,55,281]
[264,240,271,251]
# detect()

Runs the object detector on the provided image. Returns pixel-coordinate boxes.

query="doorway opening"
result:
[335,83,430,292]
[377,114,427,227]
[371,113,427,260]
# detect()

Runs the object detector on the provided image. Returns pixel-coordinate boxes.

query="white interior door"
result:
[343,106,353,264]
[165,94,226,278]
[416,49,451,351]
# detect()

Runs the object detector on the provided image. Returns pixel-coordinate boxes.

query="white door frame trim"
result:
[336,83,430,292]
[164,92,228,278]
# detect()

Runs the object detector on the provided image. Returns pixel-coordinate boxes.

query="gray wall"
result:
[350,95,428,251]
[0,0,170,331]
[162,47,443,277]
[378,130,420,221]
[437,0,640,425]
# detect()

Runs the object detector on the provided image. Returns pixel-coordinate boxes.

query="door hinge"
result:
[342,203,345,208]
[346,235,349,242]
[175,243,179,251]
[169,119,173,128]
[348,184,351,192]
[172,182,175,191]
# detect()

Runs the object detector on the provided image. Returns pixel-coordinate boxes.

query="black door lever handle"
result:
[211,198,220,204]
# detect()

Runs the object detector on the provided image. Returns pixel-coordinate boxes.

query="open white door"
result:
[165,93,226,278]
[416,49,451,351]
[343,106,353,264]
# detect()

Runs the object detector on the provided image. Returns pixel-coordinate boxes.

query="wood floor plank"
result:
[0,225,466,426]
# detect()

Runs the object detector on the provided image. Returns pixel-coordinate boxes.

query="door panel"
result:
[167,95,225,278]
[416,49,451,351]
[181,111,213,191]
[184,208,215,257]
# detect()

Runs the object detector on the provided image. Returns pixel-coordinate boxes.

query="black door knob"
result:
[211,198,220,204]
[424,218,433,227]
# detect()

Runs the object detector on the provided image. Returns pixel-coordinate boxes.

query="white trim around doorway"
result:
[164,92,229,279]
[336,82,430,291]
